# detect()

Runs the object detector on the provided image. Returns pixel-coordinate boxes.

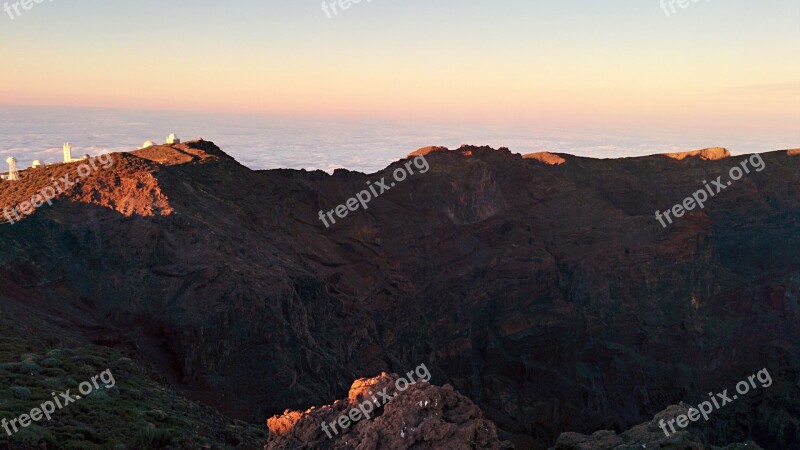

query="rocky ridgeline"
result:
[1,141,798,449]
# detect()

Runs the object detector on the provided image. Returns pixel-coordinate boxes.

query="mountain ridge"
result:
[1,140,798,449]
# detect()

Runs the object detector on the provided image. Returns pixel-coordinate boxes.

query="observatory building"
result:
[5,157,19,181]
[63,143,88,163]
[140,141,156,149]
[166,133,181,145]
[31,160,43,168]
[63,142,72,162]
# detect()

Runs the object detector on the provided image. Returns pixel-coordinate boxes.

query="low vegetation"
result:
[0,339,265,449]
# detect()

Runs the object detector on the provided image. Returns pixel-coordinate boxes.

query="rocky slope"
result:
[265,372,511,450]
[0,311,265,449]
[0,141,798,449]
[552,403,764,450]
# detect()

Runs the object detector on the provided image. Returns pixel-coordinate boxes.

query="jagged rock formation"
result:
[1,141,799,449]
[265,373,511,449]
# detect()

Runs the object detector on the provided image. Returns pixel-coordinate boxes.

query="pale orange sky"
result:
[1,0,798,137]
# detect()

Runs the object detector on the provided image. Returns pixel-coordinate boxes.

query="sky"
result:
[1,0,799,142]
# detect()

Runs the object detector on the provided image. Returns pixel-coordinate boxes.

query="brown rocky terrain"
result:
[265,372,511,450]
[0,140,798,449]
[552,403,764,450]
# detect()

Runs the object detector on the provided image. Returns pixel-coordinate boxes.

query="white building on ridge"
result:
[5,157,19,181]
[63,143,87,163]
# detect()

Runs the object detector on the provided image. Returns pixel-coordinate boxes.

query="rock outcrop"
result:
[522,152,567,165]
[663,147,731,160]
[408,146,450,157]
[266,373,511,450]
[552,403,764,450]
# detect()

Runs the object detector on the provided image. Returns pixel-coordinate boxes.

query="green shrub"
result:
[46,349,67,358]
[113,357,134,367]
[9,386,31,399]
[124,387,143,399]
[40,357,63,368]
[0,362,19,371]
[136,427,179,448]
[58,440,102,450]
[16,362,42,375]
[145,409,168,421]
[86,390,110,402]
[8,424,57,447]
[42,367,67,377]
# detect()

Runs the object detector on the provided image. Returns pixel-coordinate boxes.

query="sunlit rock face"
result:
[266,373,510,450]
[664,147,731,160]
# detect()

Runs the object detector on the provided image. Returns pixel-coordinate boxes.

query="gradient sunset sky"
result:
[1,0,798,138]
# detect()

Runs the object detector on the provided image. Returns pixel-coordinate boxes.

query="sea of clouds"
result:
[0,106,793,175]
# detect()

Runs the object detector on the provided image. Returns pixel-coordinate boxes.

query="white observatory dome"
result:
[166,133,180,145]
[32,160,43,168]
[141,141,156,149]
